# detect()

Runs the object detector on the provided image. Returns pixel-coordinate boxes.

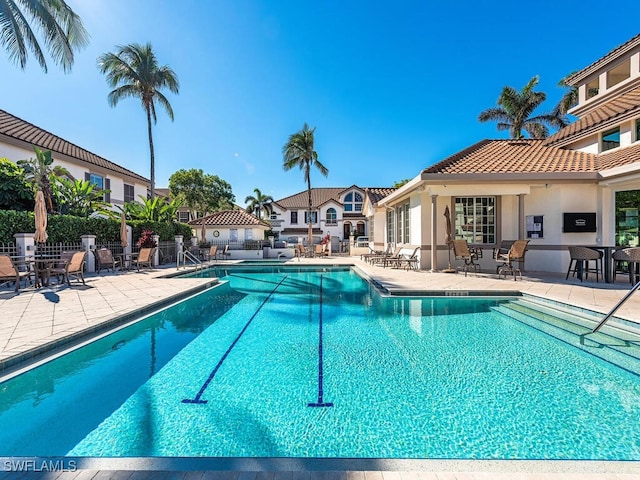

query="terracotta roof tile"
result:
[422,139,599,175]
[274,188,346,209]
[545,87,640,147]
[189,210,270,227]
[565,33,640,86]
[364,187,397,204]
[597,141,640,170]
[0,109,148,182]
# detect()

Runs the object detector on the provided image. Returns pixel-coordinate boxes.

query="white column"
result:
[81,234,96,273]
[518,194,525,240]
[430,194,438,272]
[14,233,35,260]
[152,234,160,266]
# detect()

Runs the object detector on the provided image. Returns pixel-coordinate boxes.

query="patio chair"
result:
[204,245,218,261]
[0,254,33,292]
[133,247,155,271]
[452,239,482,276]
[370,246,403,267]
[492,240,515,273]
[314,244,329,257]
[395,246,420,270]
[566,246,602,283]
[294,244,308,261]
[96,248,121,273]
[612,247,640,285]
[220,244,231,260]
[50,251,86,286]
[497,240,529,281]
[364,244,391,264]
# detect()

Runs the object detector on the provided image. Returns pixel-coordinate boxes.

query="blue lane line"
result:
[309,274,333,408]
[182,275,288,405]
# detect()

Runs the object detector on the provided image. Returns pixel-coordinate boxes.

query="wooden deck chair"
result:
[0,254,33,291]
[452,239,482,276]
[96,248,121,273]
[50,251,86,286]
[134,247,155,271]
[497,240,529,281]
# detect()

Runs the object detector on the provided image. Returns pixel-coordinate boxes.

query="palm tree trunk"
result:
[146,106,156,199]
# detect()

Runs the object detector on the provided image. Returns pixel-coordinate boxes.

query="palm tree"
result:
[244,188,274,219]
[17,146,69,213]
[0,0,89,72]
[478,76,567,139]
[98,43,179,200]
[555,71,579,116]
[282,123,328,246]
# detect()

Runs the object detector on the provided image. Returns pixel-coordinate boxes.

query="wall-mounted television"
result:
[563,212,597,233]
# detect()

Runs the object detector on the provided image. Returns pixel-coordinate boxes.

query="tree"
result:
[555,71,579,116]
[17,146,69,213]
[478,76,567,139]
[120,195,182,223]
[168,168,235,218]
[98,43,179,200]
[51,177,112,217]
[282,123,328,246]
[0,0,89,72]
[244,188,274,219]
[0,158,34,210]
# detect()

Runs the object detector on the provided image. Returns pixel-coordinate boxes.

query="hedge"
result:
[0,210,193,245]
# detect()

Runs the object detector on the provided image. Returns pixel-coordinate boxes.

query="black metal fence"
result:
[0,242,18,256]
[34,242,83,256]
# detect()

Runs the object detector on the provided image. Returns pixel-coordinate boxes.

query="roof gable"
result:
[0,109,148,183]
[189,209,270,228]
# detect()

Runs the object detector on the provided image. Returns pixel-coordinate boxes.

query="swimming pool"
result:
[0,265,639,459]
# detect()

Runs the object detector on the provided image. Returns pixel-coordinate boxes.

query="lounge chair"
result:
[50,251,87,286]
[452,239,482,276]
[133,247,155,271]
[0,254,33,291]
[396,246,420,270]
[96,248,121,273]
[371,246,403,268]
[497,240,529,280]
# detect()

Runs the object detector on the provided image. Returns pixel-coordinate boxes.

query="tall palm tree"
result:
[244,188,274,219]
[478,76,567,139]
[17,146,69,213]
[282,123,328,246]
[555,71,579,116]
[98,43,179,200]
[0,0,89,72]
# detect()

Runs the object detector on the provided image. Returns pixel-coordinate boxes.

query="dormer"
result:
[566,34,640,118]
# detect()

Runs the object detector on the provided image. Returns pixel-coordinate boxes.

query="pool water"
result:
[1,266,639,459]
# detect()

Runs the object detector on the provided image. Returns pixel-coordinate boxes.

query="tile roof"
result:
[544,86,640,147]
[274,188,353,209]
[597,141,640,171]
[565,33,640,86]
[365,187,397,204]
[189,209,270,227]
[422,139,599,175]
[0,109,148,182]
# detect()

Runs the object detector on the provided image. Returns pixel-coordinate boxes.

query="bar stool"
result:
[566,246,603,282]
[613,247,640,284]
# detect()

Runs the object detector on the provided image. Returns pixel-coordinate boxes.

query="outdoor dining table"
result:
[22,257,65,287]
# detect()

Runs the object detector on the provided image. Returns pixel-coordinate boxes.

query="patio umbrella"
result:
[200,220,207,244]
[34,190,48,244]
[442,205,456,273]
[120,212,129,248]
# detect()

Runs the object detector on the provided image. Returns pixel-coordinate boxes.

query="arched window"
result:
[326,208,337,225]
[344,191,363,212]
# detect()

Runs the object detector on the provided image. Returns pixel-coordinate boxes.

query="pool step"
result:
[492,299,640,376]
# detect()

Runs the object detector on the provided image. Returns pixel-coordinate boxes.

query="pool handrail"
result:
[178,249,204,271]
[592,279,640,333]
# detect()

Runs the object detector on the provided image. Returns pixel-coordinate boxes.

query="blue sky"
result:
[1,1,639,206]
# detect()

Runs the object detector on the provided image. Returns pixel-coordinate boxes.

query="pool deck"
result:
[1,256,640,479]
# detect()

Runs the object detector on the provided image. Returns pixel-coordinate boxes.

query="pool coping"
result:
[0,278,219,377]
[2,456,638,474]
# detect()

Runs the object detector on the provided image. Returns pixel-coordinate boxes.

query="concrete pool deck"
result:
[1,256,639,479]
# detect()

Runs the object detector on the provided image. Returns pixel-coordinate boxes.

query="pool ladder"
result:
[592,280,640,333]
[178,250,204,271]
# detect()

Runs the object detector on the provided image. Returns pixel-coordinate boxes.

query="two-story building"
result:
[375,33,640,274]
[269,186,395,246]
[0,109,149,209]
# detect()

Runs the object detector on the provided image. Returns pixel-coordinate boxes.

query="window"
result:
[606,58,630,89]
[454,197,496,245]
[326,208,337,225]
[344,191,363,212]
[245,229,253,240]
[178,211,190,223]
[304,211,318,224]
[230,229,238,241]
[85,173,110,202]
[586,78,599,99]
[635,119,640,143]
[291,211,298,224]
[270,213,277,220]
[89,173,103,189]
[124,184,135,203]
[602,127,620,152]
[387,209,395,243]
[403,203,410,243]
[395,202,410,243]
